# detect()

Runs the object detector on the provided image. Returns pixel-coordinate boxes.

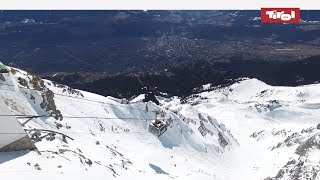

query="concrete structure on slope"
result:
[0,61,9,73]
[0,97,36,152]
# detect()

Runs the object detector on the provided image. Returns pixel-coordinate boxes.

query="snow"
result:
[0,68,319,180]
[202,84,211,90]
[130,94,145,103]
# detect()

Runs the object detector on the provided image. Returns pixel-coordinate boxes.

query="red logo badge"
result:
[261,8,300,23]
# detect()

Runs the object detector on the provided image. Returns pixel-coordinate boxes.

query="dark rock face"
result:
[10,68,18,75]
[218,132,228,148]
[266,157,320,180]
[0,74,5,81]
[40,90,63,120]
[18,77,29,87]
[30,76,45,91]
[266,132,320,180]
[317,123,320,130]
[143,92,160,105]
[13,70,63,121]
[295,133,320,156]
[62,86,84,97]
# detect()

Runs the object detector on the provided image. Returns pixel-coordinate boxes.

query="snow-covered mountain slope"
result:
[0,68,319,180]
[0,67,235,180]
[157,78,320,180]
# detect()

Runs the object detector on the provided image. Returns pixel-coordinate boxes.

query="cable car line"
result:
[0,82,158,112]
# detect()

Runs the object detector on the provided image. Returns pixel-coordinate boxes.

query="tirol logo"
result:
[261,8,300,23]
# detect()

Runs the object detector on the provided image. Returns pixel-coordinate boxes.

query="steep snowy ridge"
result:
[0,67,234,180]
[0,68,319,180]
[157,78,320,180]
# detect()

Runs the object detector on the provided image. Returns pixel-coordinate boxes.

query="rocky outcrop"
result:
[40,90,63,120]
[253,100,284,113]
[52,82,84,97]
[0,74,5,81]
[11,70,63,120]
[18,77,29,88]
[266,157,320,180]
[266,132,320,180]
[10,68,19,75]
[295,133,320,157]
[218,132,229,148]
[30,75,45,91]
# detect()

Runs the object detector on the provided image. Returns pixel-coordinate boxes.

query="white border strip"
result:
[0,0,318,10]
